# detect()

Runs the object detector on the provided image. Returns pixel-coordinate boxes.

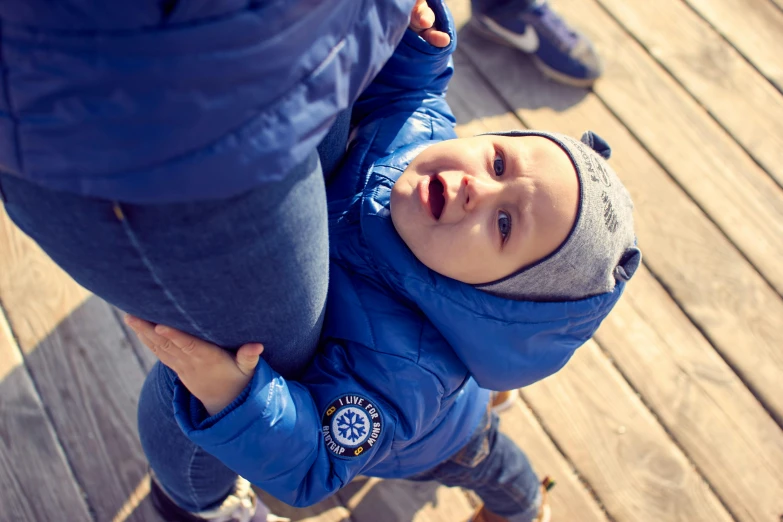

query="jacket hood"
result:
[350,144,627,391]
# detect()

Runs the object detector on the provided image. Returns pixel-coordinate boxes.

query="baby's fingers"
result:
[420,28,451,48]
[409,0,435,31]
[154,325,199,353]
[154,324,220,360]
[155,324,233,368]
[124,315,181,365]
[235,343,264,377]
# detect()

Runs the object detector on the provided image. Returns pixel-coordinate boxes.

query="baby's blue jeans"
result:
[409,407,542,522]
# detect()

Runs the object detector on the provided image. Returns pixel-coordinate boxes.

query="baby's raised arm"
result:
[409,0,451,47]
[125,315,262,415]
[123,317,433,509]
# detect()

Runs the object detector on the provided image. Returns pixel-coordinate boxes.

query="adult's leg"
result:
[0,104,354,517]
[0,152,327,379]
[133,109,353,516]
[1,102,353,376]
[0,151,327,513]
[317,107,352,184]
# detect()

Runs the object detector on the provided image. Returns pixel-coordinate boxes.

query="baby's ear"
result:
[614,246,642,282]
[580,131,612,159]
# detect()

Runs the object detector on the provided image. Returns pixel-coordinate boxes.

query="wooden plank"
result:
[451,56,610,522]
[770,0,783,15]
[679,0,783,91]
[557,0,783,296]
[258,490,351,521]
[449,61,756,520]
[0,303,22,385]
[446,0,472,31]
[19,297,162,522]
[0,201,163,520]
[338,477,475,522]
[595,267,783,521]
[456,39,783,427]
[112,306,158,373]
[0,209,90,354]
[592,0,783,188]
[0,306,93,522]
[497,401,610,522]
[448,55,530,137]
[522,342,735,522]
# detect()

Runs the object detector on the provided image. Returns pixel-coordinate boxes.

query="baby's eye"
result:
[493,152,505,176]
[498,210,512,243]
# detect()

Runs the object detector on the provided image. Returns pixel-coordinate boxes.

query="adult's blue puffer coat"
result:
[172,2,629,507]
[0,0,415,203]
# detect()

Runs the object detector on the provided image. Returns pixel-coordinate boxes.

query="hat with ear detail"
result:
[581,130,611,159]
[475,129,641,301]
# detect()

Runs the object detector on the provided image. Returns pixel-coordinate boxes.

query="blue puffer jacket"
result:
[172,3,628,507]
[0,0,414,203]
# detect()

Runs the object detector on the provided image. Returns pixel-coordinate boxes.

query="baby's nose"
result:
[463,177,498,212]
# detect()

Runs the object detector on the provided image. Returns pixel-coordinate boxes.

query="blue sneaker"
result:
[472,0,602,87]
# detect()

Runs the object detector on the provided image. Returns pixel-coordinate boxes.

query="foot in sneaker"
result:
[150,473,290,522]
[472,0,602,87]
[490,390,517,412]
[469,477,554,522]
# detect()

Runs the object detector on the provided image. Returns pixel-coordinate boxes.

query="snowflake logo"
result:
[322,396,383,458]
[336,409,367,443]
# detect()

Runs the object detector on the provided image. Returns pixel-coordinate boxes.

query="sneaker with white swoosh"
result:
[472,0,602,87]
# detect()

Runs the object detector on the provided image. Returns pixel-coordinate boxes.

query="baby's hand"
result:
[125,315,264,416]
[409,0,451,47]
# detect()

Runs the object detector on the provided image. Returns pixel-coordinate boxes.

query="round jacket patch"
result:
[321,394,383,458]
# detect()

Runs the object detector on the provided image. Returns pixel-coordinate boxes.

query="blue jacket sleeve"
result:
[171,343,440,507]
[350,0,458,135]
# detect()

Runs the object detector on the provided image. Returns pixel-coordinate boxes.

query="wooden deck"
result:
[2,0,782,520]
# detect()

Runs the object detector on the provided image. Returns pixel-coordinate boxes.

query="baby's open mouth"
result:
[428,177,445,220]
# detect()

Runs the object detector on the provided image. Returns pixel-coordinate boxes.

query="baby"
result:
[126,2,640,521]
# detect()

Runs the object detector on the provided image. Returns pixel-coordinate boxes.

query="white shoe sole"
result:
[491,391,518,413]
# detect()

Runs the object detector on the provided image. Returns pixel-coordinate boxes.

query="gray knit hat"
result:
[475,130,641,301]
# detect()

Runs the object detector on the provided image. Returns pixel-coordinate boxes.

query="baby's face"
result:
[390,135,579,284]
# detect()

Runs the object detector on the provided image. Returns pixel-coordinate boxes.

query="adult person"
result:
[0,0,418,380]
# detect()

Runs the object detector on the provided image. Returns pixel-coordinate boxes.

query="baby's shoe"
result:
[150,473,290,522]
[472,0,602,87]
[470,476,554,522]
[490,390,518,412]
[537,476,554,522]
